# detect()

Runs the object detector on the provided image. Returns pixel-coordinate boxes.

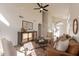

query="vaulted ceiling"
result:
[0,3,79,27]
[0,3,70,21]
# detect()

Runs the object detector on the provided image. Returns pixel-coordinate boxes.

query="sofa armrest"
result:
[46,48,73,56]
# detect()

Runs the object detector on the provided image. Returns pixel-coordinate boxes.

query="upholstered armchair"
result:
[0,38,17,56]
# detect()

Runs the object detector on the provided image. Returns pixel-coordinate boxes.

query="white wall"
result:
[69,4,79,42]
[0,4,42,45]
[47,4,79,42]
[48,4,70,34]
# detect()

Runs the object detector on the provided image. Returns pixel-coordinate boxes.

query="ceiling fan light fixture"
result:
[34,3,49,13]
[40,8,43,11]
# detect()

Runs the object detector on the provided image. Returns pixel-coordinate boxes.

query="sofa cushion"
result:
[67,44,79,55]
[67,39,79,55]
[46,48,72,56]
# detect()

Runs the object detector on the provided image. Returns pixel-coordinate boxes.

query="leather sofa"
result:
[46,34,79,56]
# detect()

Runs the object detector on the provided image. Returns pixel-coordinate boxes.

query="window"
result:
[53,22,64,41]
[0,13,10,27]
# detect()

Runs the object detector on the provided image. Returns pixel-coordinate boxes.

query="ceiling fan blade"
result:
[37,3,41,8]
[43,9,48,11]
[34,8,40,10]
[40,10,41,13]
[43,5,49,8]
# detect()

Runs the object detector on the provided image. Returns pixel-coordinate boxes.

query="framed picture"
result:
[73,18,78,34]
[22,20,33,30]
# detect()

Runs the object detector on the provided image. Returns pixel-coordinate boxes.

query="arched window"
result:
[53,22,64,41]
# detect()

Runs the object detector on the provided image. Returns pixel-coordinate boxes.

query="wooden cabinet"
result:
[18,31,37,45]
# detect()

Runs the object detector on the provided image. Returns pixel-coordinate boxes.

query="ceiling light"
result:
[40,8,43,11]
[0,14,10,27]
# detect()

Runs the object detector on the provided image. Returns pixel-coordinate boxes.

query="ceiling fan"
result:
[34,3,49,13]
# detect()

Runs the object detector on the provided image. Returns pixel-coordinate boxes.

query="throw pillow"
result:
[55,39,69,51]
